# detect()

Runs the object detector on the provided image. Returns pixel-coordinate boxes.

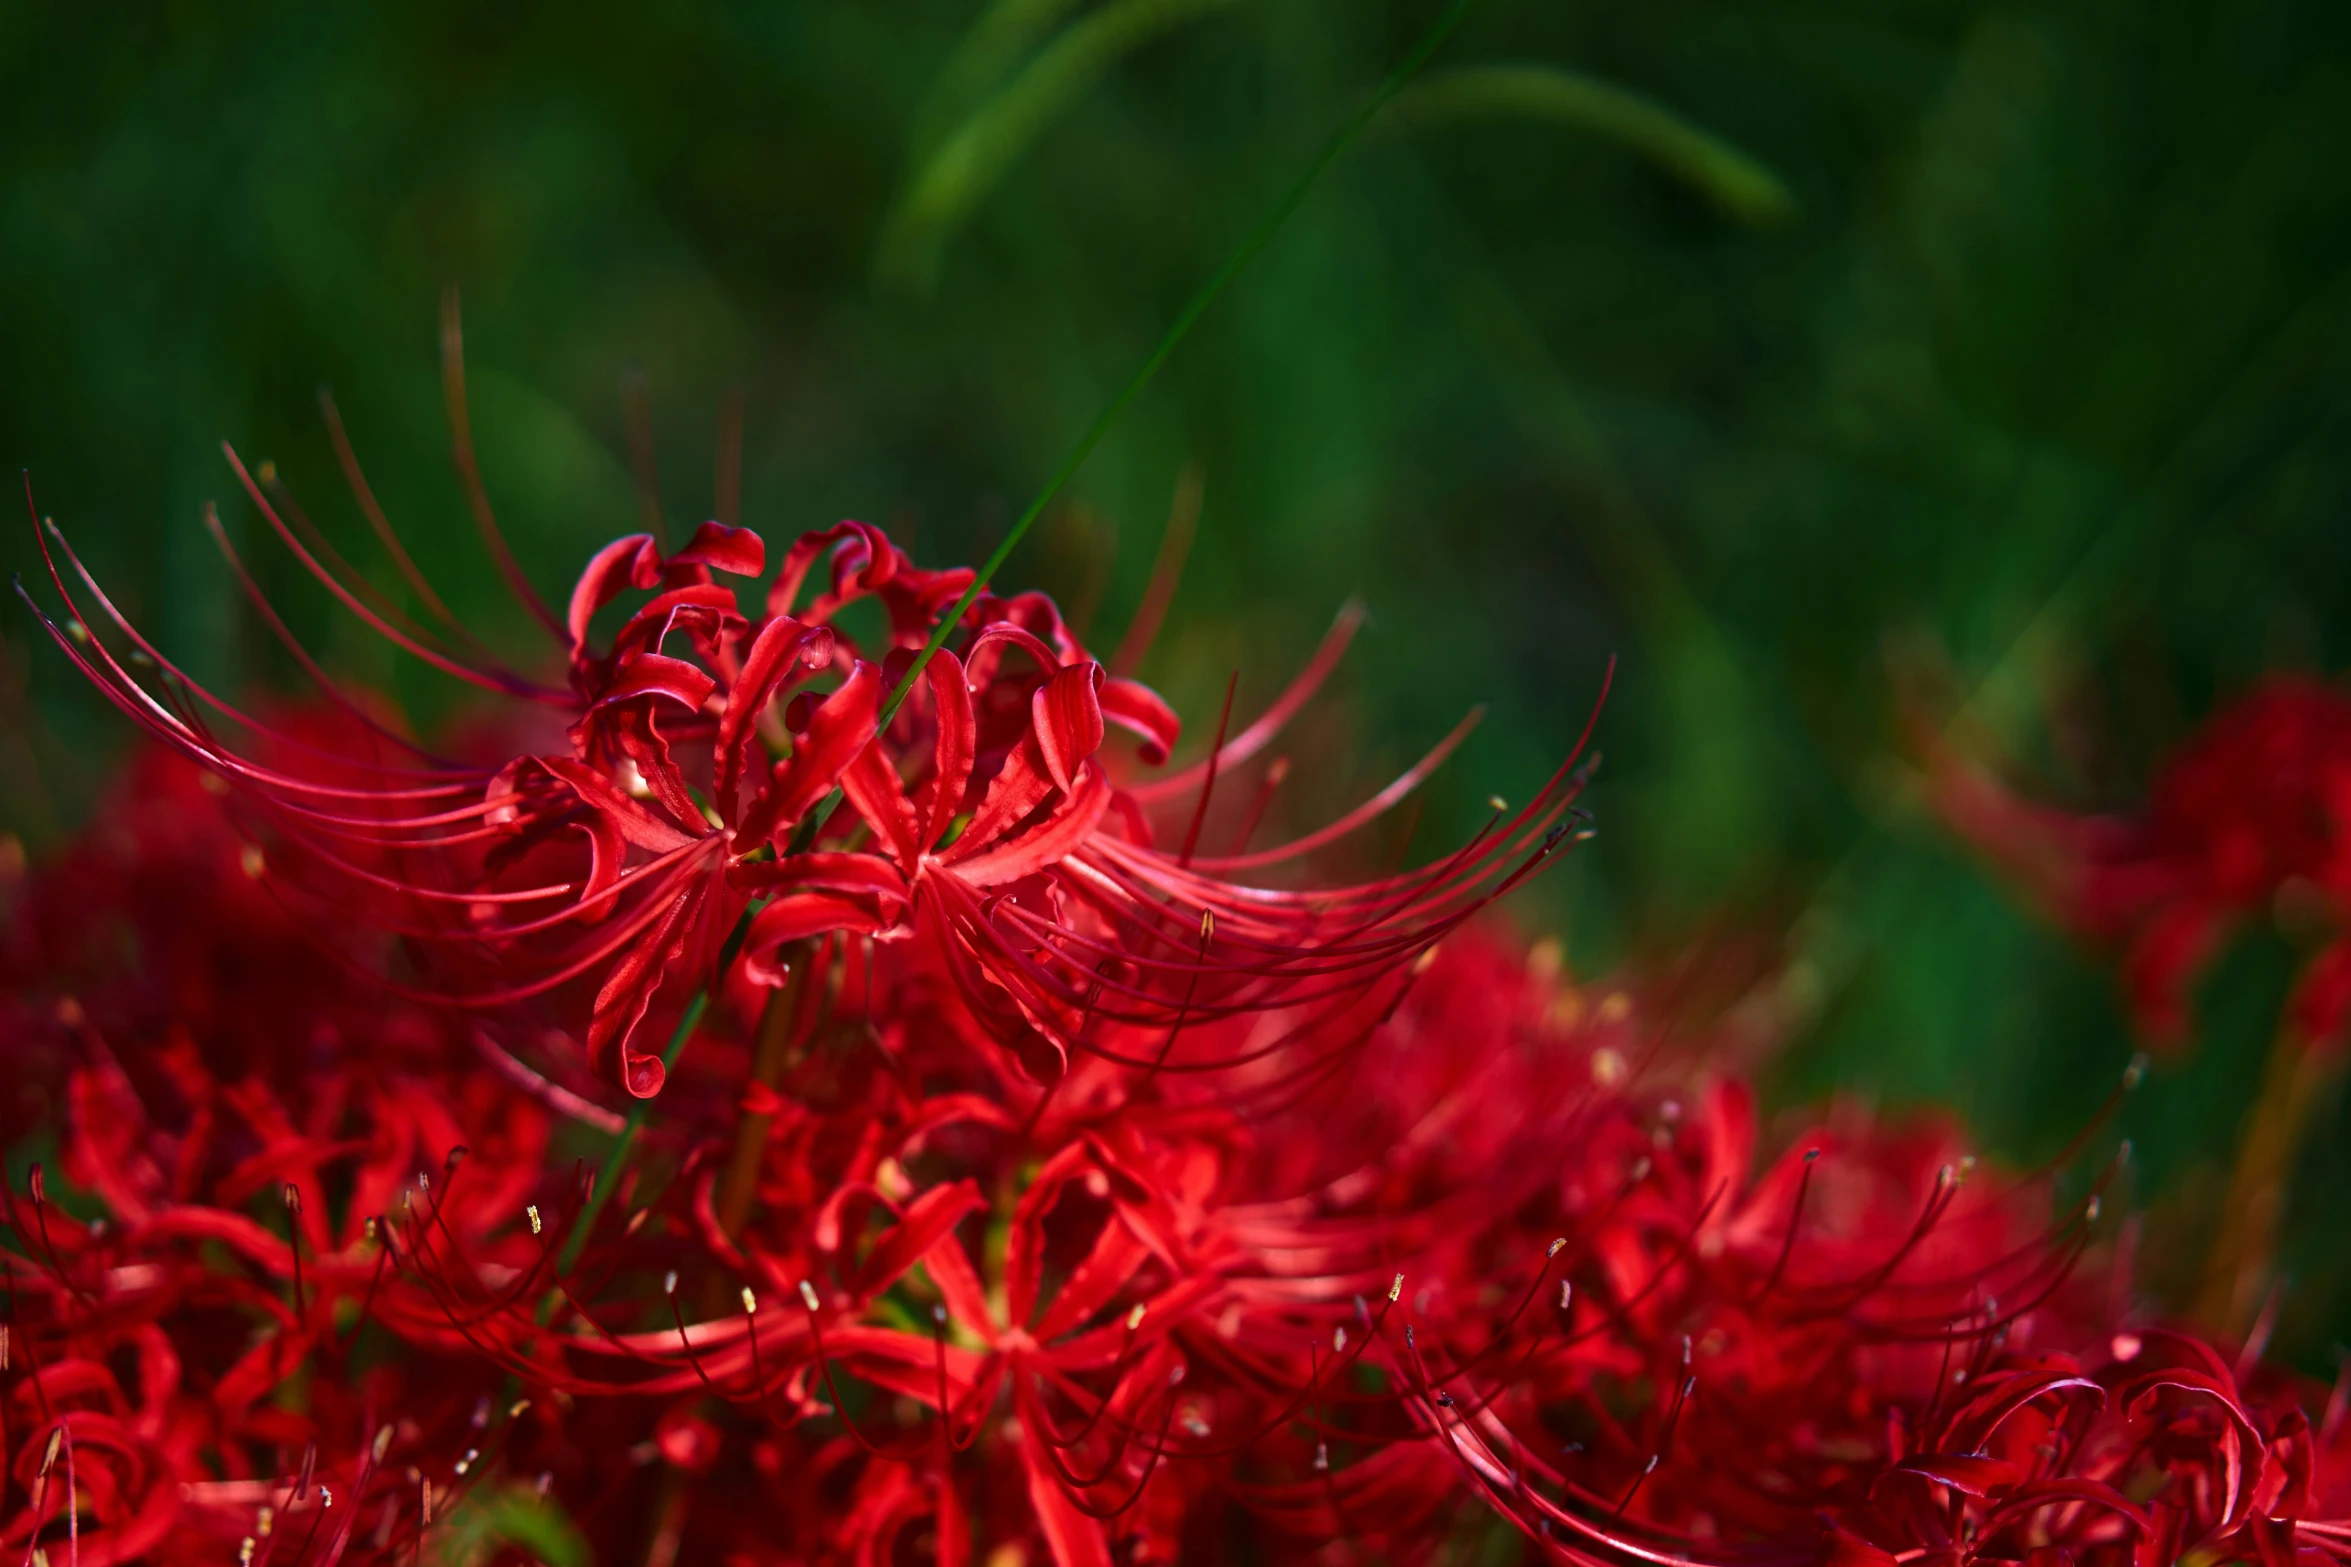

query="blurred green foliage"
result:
[5,0,2350,1366]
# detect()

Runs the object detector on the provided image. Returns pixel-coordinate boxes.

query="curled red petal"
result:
[715,613,833,810]
[586,881,713,1096]
[945,737,1055,863]
[731,850,910,906]
[1099,675,1178,766]
[1031,660,1106,795]
[941,767,1109,887]
[920,647,977,851]
[599,653,719,713]
[1875,1453,2024,1501]
[666,519,766,578]
[769,519,897,617]
[842,740,925,870]
[537,755,701,852]
[740,660,882,847]
[566,533,658,648]
[856,1179,986,1299]
[739,891,890,986]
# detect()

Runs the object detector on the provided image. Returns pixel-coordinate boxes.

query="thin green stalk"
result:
[552,990,708,1279]
[897,0,1479,723]
[547,889,772,1288]
[795,0,1480,858]
[560,0,1483,1260]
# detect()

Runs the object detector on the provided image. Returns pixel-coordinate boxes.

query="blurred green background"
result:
[4,1,2349,1368]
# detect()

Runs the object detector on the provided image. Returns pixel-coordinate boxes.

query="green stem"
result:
[550,903,765,1283]
[552,989,709,1279]
[555,0,1485,1273]
[887,0,1477,728]
[793,0,1479,858]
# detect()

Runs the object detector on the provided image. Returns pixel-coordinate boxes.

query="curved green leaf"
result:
[907,0,1090,160]
[876,0,1242,296]
[1393,63,1795,226]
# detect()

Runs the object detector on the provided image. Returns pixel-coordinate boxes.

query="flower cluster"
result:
[7,429,2348,1564]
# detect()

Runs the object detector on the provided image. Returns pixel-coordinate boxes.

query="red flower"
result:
[19,351,2329,1565]
[27,428,1595,1103]
[11,729,2345,1567]
[1930,676,2351,1053]
[1242,936,2351,1567]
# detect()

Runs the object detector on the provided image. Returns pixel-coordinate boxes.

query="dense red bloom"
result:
[26,427,1593,1104]
[10,722,2347,1566]
[0,762,558,1564]
[13,356,2338,1564]
[1930,676,2351,1053]
[1384,1064,2351,1567]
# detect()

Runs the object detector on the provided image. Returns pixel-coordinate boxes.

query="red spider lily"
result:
[1929,676,2351,1054]
[2,870,637,1564]
[3,1014,556,1567]
[1284,953,2351,1567]
[2,788,1556,1561]
[16,340,2329,1564]
[348,908,2277,1566]
[11,727,2346,1567]
[25,412,1600,1103]
[1922,676,2351,1335]
[0,750,587,1567]
[826,599,1605,1095]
